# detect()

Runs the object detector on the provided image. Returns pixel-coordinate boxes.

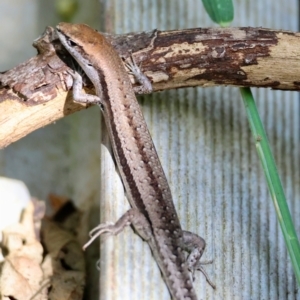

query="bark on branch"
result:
[1,26,300,148]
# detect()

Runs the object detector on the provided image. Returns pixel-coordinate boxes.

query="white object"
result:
[0,177,31,243]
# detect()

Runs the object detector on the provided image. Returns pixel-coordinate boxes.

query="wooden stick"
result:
[1,26,300,148]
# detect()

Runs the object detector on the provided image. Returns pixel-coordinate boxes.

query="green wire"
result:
[240,87,300,285]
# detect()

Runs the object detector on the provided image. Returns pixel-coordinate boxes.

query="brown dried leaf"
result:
[0,200,47,300]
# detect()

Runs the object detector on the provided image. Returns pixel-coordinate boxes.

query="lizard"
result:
[56,22,214,299]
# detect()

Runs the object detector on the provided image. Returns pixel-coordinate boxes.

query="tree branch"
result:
[1,26,300,148]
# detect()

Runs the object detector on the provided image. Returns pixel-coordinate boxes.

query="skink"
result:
[56,22,213,300]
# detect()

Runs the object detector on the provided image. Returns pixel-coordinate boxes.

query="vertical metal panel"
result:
[99,0,300,299]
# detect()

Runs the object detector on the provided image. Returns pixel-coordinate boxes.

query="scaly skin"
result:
[56,23,208,299]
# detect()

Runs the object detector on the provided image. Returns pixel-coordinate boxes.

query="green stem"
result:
[240,87,300,285]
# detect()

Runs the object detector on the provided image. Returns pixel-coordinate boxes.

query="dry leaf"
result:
[0,200,47,300]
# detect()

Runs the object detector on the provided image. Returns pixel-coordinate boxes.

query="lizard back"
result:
[57,23,198,299]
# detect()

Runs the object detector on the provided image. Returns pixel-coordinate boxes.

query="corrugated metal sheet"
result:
[98,0,300,299]
[0,0,298,299]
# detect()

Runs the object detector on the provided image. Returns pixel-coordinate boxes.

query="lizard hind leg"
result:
[182,230,216,289]
[82,208,153,251]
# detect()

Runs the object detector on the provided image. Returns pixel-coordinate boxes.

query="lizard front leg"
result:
[68,70,104,107]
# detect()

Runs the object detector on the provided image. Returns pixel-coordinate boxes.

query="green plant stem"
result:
[240,87,300,285]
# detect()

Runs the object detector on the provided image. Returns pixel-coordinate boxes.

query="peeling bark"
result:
[1,26,300,148]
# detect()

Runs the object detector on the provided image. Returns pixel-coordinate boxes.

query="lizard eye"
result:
[68,39,77,47]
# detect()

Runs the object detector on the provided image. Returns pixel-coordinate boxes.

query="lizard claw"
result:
[188,258,215,289]
[67,69,75,76]
[124,53,153,94]
[195,265,216,289]
[82,222,115,250]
